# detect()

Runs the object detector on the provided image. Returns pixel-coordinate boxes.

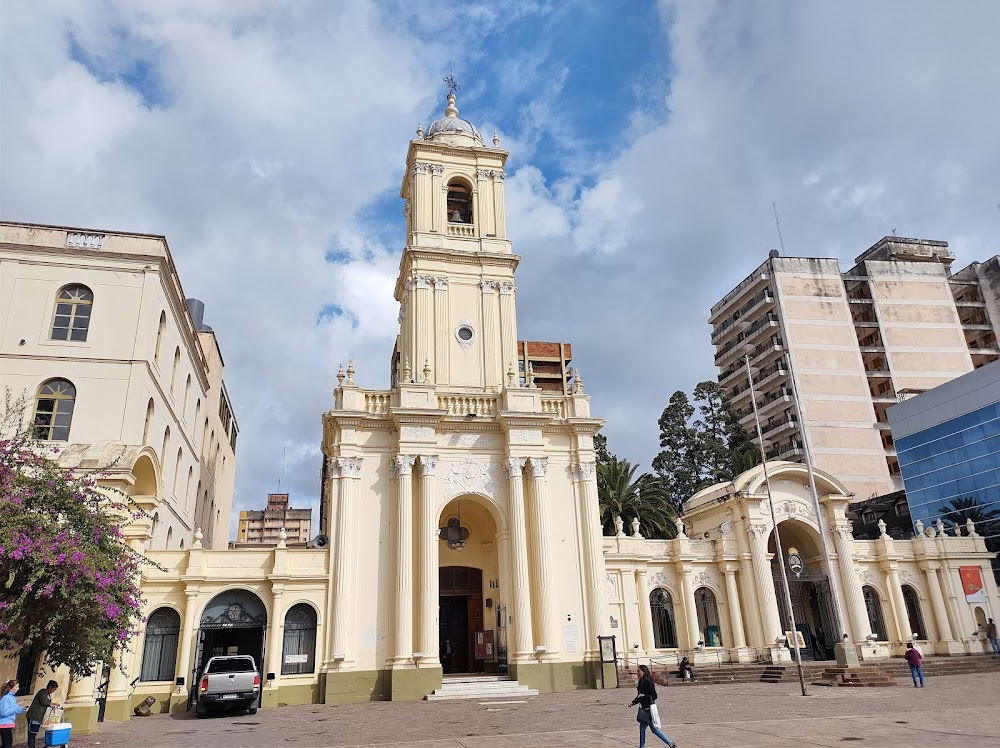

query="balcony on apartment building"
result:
[714,314,781,366]
[761,412,799,440]
[711,287,776,344]
[710,266,772,323]
[738,386,793,425]
[767,438,805,461]
[730,359,789,407]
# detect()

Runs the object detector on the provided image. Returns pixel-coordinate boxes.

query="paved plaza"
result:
[71,672,1000,748]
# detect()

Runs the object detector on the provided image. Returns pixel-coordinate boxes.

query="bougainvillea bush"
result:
[0,396,151,676]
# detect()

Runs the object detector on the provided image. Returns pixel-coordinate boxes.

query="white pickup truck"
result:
[196,655,260,718]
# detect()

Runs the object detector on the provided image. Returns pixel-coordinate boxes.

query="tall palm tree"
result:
[597,457,678,539]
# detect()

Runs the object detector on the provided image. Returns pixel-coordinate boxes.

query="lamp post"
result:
[745,352,808,696]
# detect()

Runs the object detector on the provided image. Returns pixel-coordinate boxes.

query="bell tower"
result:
[394,85,516,390]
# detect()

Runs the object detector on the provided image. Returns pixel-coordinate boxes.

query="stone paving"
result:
[72,672,1000,747]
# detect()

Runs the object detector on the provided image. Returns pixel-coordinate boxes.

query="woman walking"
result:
[0,680,26,748]
[628,665,676,748]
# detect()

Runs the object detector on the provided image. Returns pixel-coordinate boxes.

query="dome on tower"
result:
[423,91,484,146]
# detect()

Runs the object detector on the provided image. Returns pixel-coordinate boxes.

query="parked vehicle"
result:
[196,656,260,718]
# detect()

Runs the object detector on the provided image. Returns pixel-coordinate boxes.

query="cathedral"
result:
[5,90,997,735]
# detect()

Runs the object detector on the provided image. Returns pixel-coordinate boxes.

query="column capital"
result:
[432,276,449,289]
[571,462,595,481]
[418,455,438,476]
[391,454,416,477]
[476,169,490,181]
[498,281,517,295]
[415,275,433,289]
[492,170,506,182]
[334,456,362,478]
[746,523,769,540]
[480,279,498,294]
[412,163,428,176]
[504,456,525,478]
[527,456,548,478]
[429,163,445,176]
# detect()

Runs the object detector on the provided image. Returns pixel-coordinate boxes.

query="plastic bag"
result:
[650,703,662,728]
[43,705,64,728]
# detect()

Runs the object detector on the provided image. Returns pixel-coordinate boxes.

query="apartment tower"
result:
[711,236,1000,499]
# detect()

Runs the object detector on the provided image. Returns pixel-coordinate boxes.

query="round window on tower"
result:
[455,322,475,351]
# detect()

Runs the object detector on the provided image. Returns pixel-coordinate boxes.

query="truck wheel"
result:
[196,704,207,719]
[248,707,258,715]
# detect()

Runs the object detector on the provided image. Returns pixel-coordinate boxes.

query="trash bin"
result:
[44,722,73,747]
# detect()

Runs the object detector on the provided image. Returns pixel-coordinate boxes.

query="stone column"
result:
[481,281,500,387]
[323,460,341,663]
[833,525,870,641]
[936,563,964,645]
[885,567,910,642]
[923,563,955,642]
[430,164,444,233]
[412,164,428,231]
[747,524,782,644]
[574,462,608,656]
[679,568,701,648]
[175,587,200,685]
[635,570,655,652]
[415,276,433,380]
[498,282,517,377]
[65,670,99,706]
[433,278,449,386]
[724,566,747,648]
[505,457,534,662]
[493,171,507,239]
[417,456,440,664]
[331,457,362,663]
[267,585,285,679]
[734,529,764,646]
[526,457,558,655]
[476,169,490,238]
[392,454,416,665]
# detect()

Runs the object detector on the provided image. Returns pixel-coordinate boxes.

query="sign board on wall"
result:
[284,654,308,664]
[960,566,986,603]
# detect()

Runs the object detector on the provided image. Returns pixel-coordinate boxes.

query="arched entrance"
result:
[193,590,268,704]
[438,496,501,676]
[768,519,836,661]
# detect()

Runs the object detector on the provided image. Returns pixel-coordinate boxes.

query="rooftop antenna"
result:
[771,201,787,254]
[277,446,286,492]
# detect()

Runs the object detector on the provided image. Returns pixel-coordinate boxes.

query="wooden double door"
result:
[440,566,484,674]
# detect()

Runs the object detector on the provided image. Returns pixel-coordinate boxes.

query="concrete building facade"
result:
[237,493,313,545]
[711,237,1000,499]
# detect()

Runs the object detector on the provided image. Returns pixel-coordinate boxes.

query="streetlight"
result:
[744,351,808,697]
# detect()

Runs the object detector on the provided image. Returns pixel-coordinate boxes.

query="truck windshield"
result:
[206,657,255,673]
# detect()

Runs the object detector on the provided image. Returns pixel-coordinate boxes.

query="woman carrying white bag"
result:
[627,665,677,748]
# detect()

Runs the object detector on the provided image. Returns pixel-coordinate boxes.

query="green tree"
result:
[940,497,1000,533]
[0,395,153,676]
[597,456,678,539]
[594,432,612,466]
[651,391,701,511]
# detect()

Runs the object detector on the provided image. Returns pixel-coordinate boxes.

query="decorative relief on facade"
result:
[858,568,879,587]
[441,457,499,500]
[776,500,814,519]
[455,320,476,352]
[503,456,525,478]
[335,457,362,478]
[509,428,541,443]
[606,572,619,600]
[527,457,548,478]
[719,520,734,536]
[649,572,670,590]
[498,281,516,295]
[430,164,444,176]
[898,569,917,586]
[418,455,438,476]
[446,432,497,448]
[400,425,435,441]
[691,571,717,589]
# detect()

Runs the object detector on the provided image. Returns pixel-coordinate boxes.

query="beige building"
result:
[0,222,238,550]
[237,493,312,545]
[711,237,1000,499]
[5,96,998,738]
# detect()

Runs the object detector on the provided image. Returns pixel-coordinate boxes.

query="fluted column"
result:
[833,525,870,641]
[481,281,501,387]
[415,277,432,377]
[922,563,955,642]
[498,282,517,376]
[505,457,533,662]
[574,462,608,656]
[635,570,655,653]
[679,568,701,648]
[935,559,963,642]
[724,566,747,648]
[433,278,449,385]
[526,457,558,655]
[323,461,341,663]
[493,171,507,239]
[175,587,200,684]
[331,457,362,663]
[735,528,764,646]
[65,670,99,706]
[476,169,490,238]
[747,524,782,644]
[267,585,285,679]
[417,456,440,664]
[412,163,428,231]
[392,454,416,665]
[885,567,910,642]
[430,164,443,233]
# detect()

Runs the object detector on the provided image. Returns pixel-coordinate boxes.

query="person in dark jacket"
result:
[677,657,695,681]
[628,665,676,747]
[26,681,60,748]
[904,642,924,687]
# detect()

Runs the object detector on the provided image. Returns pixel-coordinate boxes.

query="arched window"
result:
[165,526,173,550]
[143,399,155,444]
[694,587,723,647]
[31,378,76,441]
[902,585,927,640]
[173,447,182,496]
[183,375,191,417]
[446,179,473,224]
[140,607,180,681]
[185,467,193,509]
[155,311,166,363]
[179,539,185,550]
[863,585,888,641]
[171,347,181,394]
[161,427,171,472]
[650,588,678,649]
[194,400,201,440]
[202,418,209,454]
[281,604,317,674]
[50,285,93,341]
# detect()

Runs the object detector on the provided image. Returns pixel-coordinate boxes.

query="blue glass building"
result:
[888,360,1000,580]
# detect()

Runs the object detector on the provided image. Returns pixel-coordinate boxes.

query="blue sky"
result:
[3,0,1000,537]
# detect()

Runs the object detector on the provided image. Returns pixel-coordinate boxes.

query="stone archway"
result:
[193,589,268,705]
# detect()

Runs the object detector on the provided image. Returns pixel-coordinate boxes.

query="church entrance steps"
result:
[812,667,897,687]
[425,675,539,701]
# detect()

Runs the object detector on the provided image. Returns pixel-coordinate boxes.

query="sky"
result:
[2,1,1000,540]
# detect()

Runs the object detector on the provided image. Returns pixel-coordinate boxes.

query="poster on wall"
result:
[960,566,986,603]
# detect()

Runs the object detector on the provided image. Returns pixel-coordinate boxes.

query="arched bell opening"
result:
[438,496,502,676]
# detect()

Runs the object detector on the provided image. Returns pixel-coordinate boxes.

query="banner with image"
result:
[960,566,986,603]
